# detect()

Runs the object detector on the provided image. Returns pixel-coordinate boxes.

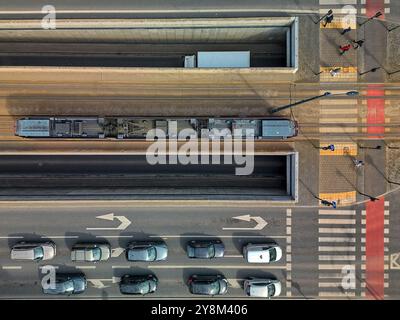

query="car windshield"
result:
[207,245,215,257]
[268,284,275,297]
[269,248,277,261]
[91,247,101,261]
[196,280,220,295]
[33,247,44,260]
[59,280,74,293]
[147,247,156,261]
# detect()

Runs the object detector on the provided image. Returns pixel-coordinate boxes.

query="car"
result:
[244,278,281,298]
[42,273,87,295]
[186,240,225,259]
[119,274,158,295]
[10,241,56,261]
[243,243,282,263]
[71,242,111,262]
[188,275,228,296]
[126,241,168,262]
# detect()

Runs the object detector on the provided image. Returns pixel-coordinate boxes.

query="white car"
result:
[11,241,56,261]
[244,278,281,298]
[243,243,282,263]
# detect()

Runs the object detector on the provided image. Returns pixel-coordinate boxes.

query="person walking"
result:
[339,44,352,55]
[341,27,351,35]
[352,39,365,49]
[323,12,334,27]
[329,68,341,77]
[353,159,365,168]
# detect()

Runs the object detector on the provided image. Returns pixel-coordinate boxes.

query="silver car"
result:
[126,241,168,262]
[244,278,282,298]
[243,243,282,263]
[71,243,111,262]
[11,241,56,261]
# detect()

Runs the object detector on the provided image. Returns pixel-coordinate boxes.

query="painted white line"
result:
[319,246,356,252]
[75,266,96,269]
[227,279,244,288]
[112,266,131,269]
[361,238,389,243]
[319,228,356,234]
[319,210,356,216]
[41,236,79,239]
[39,266,59,269]
[319,292,355,297]
[361,219,389,225]
[224,255,243,258]
[319,255,356,261]
[361,264,389,270]
[319,0,357,4]
[2,266,22,270]
[361,246,389,252]
[384,201,390,206]
[318,282,343,288]
[96,235,133,238]
[319,273,346,279]
[361,255,390,262]
[319,237,356,242]
[149,265,288,269]
[361,273,389,279]
[0,236,23,239]
[361,282,389,288]
[318,264,349,270]
[361,228,389,234]
[319,219,356,225]
[152,235,288,239]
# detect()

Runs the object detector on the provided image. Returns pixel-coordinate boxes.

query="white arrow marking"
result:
[111,247,125,258]
[88,277,121,289]
[222,215,268,231]
[86,213,131,231]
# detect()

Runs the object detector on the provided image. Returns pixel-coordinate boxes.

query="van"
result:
[261,118,298,139]
[11,241,56,261]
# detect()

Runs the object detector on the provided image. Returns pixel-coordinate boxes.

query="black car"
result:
[126,241,168,262]
[119,274,158,295]
[188,275,228,296]
[186,240,225,259]
[42,273,87,295]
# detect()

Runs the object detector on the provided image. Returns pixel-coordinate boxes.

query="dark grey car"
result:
[188,275,228,296]
[119,274,158,295]
[186,240,225,259]
[126,241,168,262]
[42,273,87,295]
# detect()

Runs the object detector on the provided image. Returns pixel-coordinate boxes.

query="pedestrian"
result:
[323,13,334,27]
[353,159,365,168]
[329,68,341,77]
[339,44,351,55]
[341,26,351,35]
[352,39,365,49]
[321,144,335,151]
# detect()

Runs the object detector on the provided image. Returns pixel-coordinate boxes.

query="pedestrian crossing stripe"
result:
[318,191,356,205]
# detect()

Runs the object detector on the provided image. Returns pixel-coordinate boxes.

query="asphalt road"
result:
[0,197,398,299]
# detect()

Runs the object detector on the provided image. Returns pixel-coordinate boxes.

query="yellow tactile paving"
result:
[319,20,357,30]
[319,67,358,82]
[319,191,357,206]
[319,142,358,156]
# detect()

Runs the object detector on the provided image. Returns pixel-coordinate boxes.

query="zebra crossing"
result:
[319,0,390,16]
[318,209,358,298]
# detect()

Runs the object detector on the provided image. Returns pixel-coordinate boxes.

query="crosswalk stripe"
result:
[319,237,356,242]
[319,255,356,261]
[319,210,356,216]
[319,228,356,234]
[319,219,356,224]
[319,292,355,297]
[319,118,358,124]
[319,246,356,252]
[319,0,357,4]
[319,273,347,279]
[319,127,358,133]
[319,264,348,270]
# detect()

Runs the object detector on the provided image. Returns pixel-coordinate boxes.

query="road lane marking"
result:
[40,236,79,239]
[319,246,356,252]
[319,210,356,216]
[75,266,96,269]
[319,237,356,242]
[318,292,355,297]
[2,266,22,270]
[319,228,356,234]
[224,255,243,258]
[319,255,356,261]
[318,219,356,224]
[153,235,289,239]
[318,264,349,270]
[149,265,288,269]
[319,273,347,279]
[0,236,24,239]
